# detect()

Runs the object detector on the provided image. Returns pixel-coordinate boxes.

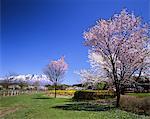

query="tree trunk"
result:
[120,85,125,95]
[111,61,121,107]
[54,83,57,98]
[116,86,120,108]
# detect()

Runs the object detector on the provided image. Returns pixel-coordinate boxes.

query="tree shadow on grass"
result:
[32,97,53,99]
[53,102,115,111]
[32,97,72,102]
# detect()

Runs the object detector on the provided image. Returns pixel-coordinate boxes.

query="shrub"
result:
[120,95,150,116]
[73,90,115,101]
[95,82,107,90]
[45,84,70,90]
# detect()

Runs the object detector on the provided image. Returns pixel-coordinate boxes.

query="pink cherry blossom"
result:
[83,9,150,107]
[44,56,68,98]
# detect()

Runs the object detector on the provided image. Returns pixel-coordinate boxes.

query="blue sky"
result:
[1,0,150,84]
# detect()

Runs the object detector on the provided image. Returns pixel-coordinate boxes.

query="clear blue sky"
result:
[1,0,149,84]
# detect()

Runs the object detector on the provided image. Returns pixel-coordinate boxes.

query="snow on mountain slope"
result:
[0,74,50,85]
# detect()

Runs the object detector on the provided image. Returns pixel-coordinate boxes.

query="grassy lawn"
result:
[0,93,149,119]
[126,93,150,98]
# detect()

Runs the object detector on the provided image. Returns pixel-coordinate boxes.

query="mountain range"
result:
[0,74,50,86]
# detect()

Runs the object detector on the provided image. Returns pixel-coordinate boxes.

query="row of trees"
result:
[0,74,41,90]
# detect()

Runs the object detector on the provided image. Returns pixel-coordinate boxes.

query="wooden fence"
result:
[0,90,44,97]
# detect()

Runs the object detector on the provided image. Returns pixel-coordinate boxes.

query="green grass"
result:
[126,93,150,98]
[0,93,149,119]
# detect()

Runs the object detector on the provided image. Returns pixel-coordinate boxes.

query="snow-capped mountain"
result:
[0,74,51,85]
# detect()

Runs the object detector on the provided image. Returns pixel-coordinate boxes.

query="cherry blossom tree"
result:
[77,69,108,90]
[44,56,68,98]
[76,52,113,90]
[83,9,150,107]
[77,69,101,84]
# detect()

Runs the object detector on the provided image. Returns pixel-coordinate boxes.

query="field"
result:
[0,93,150,119]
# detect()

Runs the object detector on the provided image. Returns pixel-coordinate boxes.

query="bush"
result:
[73,90,115,101]
[120,95,150,116]
[95,82,107,90]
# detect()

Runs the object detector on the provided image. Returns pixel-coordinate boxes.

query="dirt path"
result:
[0,105,25,118]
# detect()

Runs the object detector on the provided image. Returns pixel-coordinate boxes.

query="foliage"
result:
[83,9,150,107]
[17,80,28,89]
[120,95,150,115]
[0,73,17,89]
[32,80,40,90]
[76,69,102,84]
[133,76,150,92]
[76,70,108,90]
[73,90,115,100]
[96,82,107,90]
[44,56,68,83]
[45,84,70,90]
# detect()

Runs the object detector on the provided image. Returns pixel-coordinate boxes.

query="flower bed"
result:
[48,90,76,96]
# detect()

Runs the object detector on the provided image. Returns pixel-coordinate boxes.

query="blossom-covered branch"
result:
[83,9,150,107]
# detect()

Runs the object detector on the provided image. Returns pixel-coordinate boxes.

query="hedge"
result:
[73,90,115,100]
